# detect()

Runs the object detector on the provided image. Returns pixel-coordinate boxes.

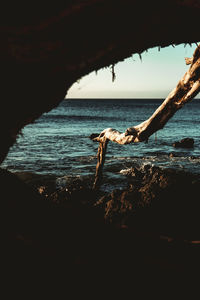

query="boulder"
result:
[172,138,194,148]
[95,165,200,239]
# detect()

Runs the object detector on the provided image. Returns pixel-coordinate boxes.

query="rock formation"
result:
[0,1,200,162]
[173,137,194,148]
[95,165,200,240]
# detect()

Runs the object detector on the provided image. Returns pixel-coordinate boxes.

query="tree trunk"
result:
[92,45,200,189]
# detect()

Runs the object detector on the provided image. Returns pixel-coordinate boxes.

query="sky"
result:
[66,43,198,99]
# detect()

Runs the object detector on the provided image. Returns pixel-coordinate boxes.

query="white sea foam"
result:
[119,168,134,175]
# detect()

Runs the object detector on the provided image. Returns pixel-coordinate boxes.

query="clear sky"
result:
[66,43,198,99]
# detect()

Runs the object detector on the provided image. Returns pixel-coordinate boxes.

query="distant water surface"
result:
[2,99,200,190]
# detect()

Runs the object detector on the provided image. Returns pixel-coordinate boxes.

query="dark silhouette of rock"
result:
[3,166,200,291]
[1,2,200,290]
[0,1,200,161]
[173,137,194,148]
[95,165,200,240]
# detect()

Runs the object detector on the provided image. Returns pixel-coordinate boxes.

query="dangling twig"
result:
[93,138,108,190]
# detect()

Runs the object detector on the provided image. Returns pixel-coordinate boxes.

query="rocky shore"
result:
[14,164,200,240]
[3,164,200,290]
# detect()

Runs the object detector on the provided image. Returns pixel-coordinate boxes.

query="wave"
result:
[170,119,200,124]
[39,114,123,122]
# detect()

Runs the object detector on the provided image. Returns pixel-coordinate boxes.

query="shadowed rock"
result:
[96,165,200,239]
[173,137,194,148]
[0,1,200,161]
[1,2,200,289]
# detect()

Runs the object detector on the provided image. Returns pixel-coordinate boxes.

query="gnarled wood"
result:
[93,139,108,189]
[92,45,200,188]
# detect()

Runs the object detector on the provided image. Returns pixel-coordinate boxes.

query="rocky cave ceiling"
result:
[0,0,200,162]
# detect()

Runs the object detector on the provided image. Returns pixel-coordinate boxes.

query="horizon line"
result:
[65,97,200,100]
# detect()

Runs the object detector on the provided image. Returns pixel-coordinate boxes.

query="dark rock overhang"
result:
[0,0,200,162]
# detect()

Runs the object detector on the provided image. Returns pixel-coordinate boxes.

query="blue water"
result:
[2,98,200,190]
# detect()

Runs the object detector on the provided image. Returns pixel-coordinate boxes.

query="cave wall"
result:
[0,0,200,162]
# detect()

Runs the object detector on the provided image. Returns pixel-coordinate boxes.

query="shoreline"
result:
[3,164,200,284]
[8,164,200,239]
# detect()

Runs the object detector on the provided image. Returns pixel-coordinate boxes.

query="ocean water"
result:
[2,98,200,190]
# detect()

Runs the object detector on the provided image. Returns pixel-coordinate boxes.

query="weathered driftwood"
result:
[93,139,108,189]
[92,45,200,189]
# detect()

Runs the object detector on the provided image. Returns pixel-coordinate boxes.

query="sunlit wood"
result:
[92,45,200,189]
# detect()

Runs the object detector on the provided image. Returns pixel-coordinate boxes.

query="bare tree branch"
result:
[185,57,193,65]
[92,45,200,189]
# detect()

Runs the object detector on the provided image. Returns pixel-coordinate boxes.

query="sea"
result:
[2,98,200,191]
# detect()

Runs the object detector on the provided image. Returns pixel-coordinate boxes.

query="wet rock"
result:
[3,167,200,286]
[94,165,200,239]
[172,138,194,148]
[102,189,137,224]
[169,152,175,158]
